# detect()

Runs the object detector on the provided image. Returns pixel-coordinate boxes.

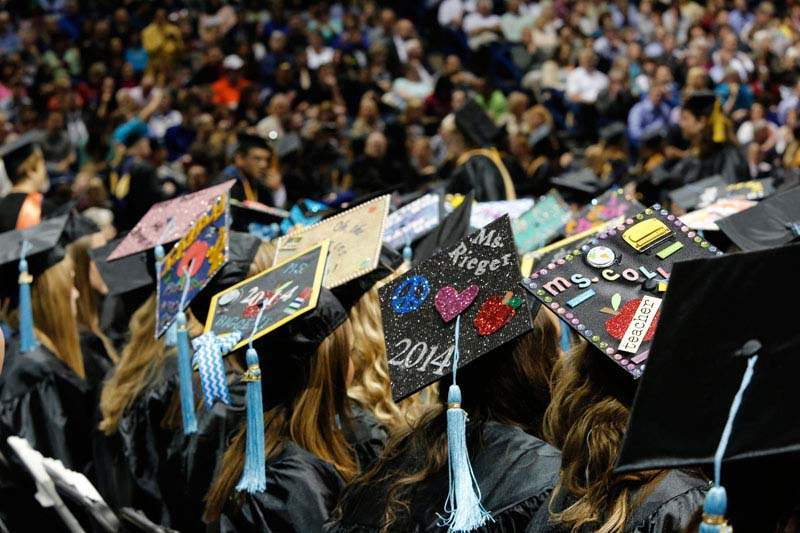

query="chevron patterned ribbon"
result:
[192,331,243,407]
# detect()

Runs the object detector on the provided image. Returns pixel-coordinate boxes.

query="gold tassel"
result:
[711,99,726,143]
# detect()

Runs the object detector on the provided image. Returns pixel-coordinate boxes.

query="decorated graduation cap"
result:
[470,198,534,229]
[230,198,288,238]
[455,99,500,148]
[670,177,774,213]
[333,245,402,310]
[564,188,644,237]
[107,180,235,261]
[382,193,440,252]
[274,195,390,288]
[717,186,800,251]
[615,244,800,530]
[412,191,473,266]
[0,130,44,180]
[196,241,332,493]
[679,198,756,232]
[379,215,534,529]
[522,204,722,378]
[512,190,571,254]
[153,186,231,434]
[0,213,95,353]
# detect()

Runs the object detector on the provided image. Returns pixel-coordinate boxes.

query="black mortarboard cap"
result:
[230,199,288,233]
[89,235,156,296]
[0,130,44,179]
[683,90,718,118]
[522,204,722,378]
[379,216,533,401]
[455,100,500,148]
[717,186,800,251]
[616,244,800,474]
[412,191,474,265]
[551,167,610,203]
[668,175,728,212]
[0,215,69,282]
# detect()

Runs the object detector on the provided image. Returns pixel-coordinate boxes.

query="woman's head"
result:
[543,340,657,533]
[31,255,84,378]
[98,295,166,433]
[204,297,358,522]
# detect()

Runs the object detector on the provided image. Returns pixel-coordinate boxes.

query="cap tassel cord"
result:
[18,240,38,353]
[700,349,759,533]
[236,299,268,494]
[439,316,493,532]
[176,266,198,435]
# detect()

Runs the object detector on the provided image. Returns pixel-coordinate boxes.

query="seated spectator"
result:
[628,83,673,145]
[306,31,335,70]
[566,48,609,142]
[212,55,250,109]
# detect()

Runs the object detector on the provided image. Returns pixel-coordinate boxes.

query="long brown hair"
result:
[543,340,664,533]
[100,241,276,435]
[204,317,358,523]
[98,295,169,434]
[69,237,118,363]
[335,308,561,531]
[29,256,85,378]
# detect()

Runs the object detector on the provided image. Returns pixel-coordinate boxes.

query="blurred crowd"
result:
[3,0,800,221]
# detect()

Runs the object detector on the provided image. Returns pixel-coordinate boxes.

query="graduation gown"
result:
[651,143,749,191]
[92,356,179,526]
[446,150,516,202]
[328,421,562,532]
[79,331,114,402]
[343,402,388,471]
[527,469,708,533]
[0,341,94,530]
[213,442,346,533]
[0,342,93,471]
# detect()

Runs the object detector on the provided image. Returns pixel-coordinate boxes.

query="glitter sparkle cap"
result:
[155,188,231,337]
[379,216,533,401]
[108,180,236,260]
[522,204,722,378]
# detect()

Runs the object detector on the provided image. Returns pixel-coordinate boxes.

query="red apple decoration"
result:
[604,298,660,340]
[474,291,523,336]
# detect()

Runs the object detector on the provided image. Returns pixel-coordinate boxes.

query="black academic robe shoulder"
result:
[0,341,93,471]
[165,367,247,532]
[93,355,179,526]
[344,401,388,471]
[214,442,346,533]
[329,421,561,532]
[79,331,114,401]
[447,153,510,202]
[527,469,708,533]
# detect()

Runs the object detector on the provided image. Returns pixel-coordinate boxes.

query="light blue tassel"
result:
[439,316,493,532]
[164,321,178,347]
[175,267,198,435]
[176,311,198,435]
[236,347,266,493]
[17,241,38,353]
[701,342,760,533]
[236,299,268,493]
[559,319,572,353]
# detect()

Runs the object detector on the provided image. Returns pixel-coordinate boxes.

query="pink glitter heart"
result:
[434,284,480,323]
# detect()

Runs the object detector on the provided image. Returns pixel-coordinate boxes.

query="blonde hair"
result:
[100,240,276,435]
[22,256,85,379]
[98,295,169,434]
[69,237,118,363]
[204,318,358,522]
[543,340,664,533]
